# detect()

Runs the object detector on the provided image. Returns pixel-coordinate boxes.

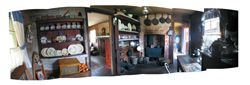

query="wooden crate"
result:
[58,58,80,77]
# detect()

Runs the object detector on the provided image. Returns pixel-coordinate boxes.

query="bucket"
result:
[131,56,138,65]
[144,57,149,64]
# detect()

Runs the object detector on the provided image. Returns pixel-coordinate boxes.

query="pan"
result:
[165,14,171,24]
[152,14,159,25]
[159,13,165,23]
[144,14,151,26]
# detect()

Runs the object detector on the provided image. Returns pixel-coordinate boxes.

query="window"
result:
[89,29,97,45]
[201,17,220,56]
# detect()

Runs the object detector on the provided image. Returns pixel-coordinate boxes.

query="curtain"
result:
[10,11,32,71]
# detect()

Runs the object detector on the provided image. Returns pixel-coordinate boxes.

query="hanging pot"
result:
[159,13,165,23]
[144,14,151,26]
[165,14,171,24]
[152,14,159,25]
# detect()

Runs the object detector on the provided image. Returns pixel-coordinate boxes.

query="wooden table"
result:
[177,55,201,72]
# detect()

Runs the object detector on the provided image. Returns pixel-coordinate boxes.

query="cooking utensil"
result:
[166,14,171,24]
[159,13,165,23]
[152,14,159,25]
[144,14,151,26]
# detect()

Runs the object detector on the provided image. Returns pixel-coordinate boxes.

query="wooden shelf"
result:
[115,14,140,25]
[40,41,83,49]
[39,28,83,32]
[37,18,86,59]
[37,18,84,24]
[119,38,139,41]
[96,35,110,38]
[119,30,139,34]
[42,53,86,58]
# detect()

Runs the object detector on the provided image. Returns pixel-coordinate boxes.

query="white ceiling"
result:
[87,12,110,26]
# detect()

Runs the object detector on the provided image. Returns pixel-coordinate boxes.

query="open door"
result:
[86,8,116,76]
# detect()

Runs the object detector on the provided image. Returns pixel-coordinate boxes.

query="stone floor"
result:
[90,56,112,76]
[90,55,178,76]
[122,58,178,75]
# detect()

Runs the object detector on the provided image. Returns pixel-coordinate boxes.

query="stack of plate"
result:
[41,44,84,57]
[41,47,56,57]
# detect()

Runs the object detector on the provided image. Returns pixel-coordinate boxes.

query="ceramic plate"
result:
[40,36,47,44]
[76,44,84,54]
[61,35,66,42]
[41,48,48,57]
[56,50,62,56]
[62,24,67,29]
[45,26,50,30]
[132,25,136,30]
[40,26,45,31]
[128,23,132,31]
[76,34,81,38]
[62,48,69,56]
[68,44,78,55]
[47,47,56,57]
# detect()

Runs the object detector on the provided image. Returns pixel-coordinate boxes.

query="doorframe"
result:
[85,8,118,75]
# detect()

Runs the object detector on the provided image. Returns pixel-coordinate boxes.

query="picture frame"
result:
[36,70,46,80]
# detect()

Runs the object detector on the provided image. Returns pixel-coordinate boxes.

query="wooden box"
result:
[58,58,80,77]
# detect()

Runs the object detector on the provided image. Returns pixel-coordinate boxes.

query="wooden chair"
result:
[11,63,33,80]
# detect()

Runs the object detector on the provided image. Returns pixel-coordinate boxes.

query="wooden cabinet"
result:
[114,14,140,74]
[36,18,86,58]
[115,14,140,48]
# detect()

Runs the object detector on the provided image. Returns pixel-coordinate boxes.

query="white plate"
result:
[40,36,47,44]
[62,24,67,29]
[128,23,132,31]
[56,23,61,29]
[40,26,45,31]
[76,44,84,54]
[61,35,66,42]
[41,48,48,57]
[45,26,50,30]
[50,25,55,30]
[56,50,62,56]
[47,47,56,57]
[132,25,136,30]
[76,34,82,38]
[68,45,78,55]
[62,48,69,56]
[77,37,84,41]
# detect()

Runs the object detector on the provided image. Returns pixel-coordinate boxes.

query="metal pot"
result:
[159,13,165,23]
[144,14,151,26]
[165,14,171,24]
[152,14,159,25]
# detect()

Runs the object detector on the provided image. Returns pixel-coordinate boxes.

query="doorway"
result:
[87,12,112,76]
[174,24,190,56]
